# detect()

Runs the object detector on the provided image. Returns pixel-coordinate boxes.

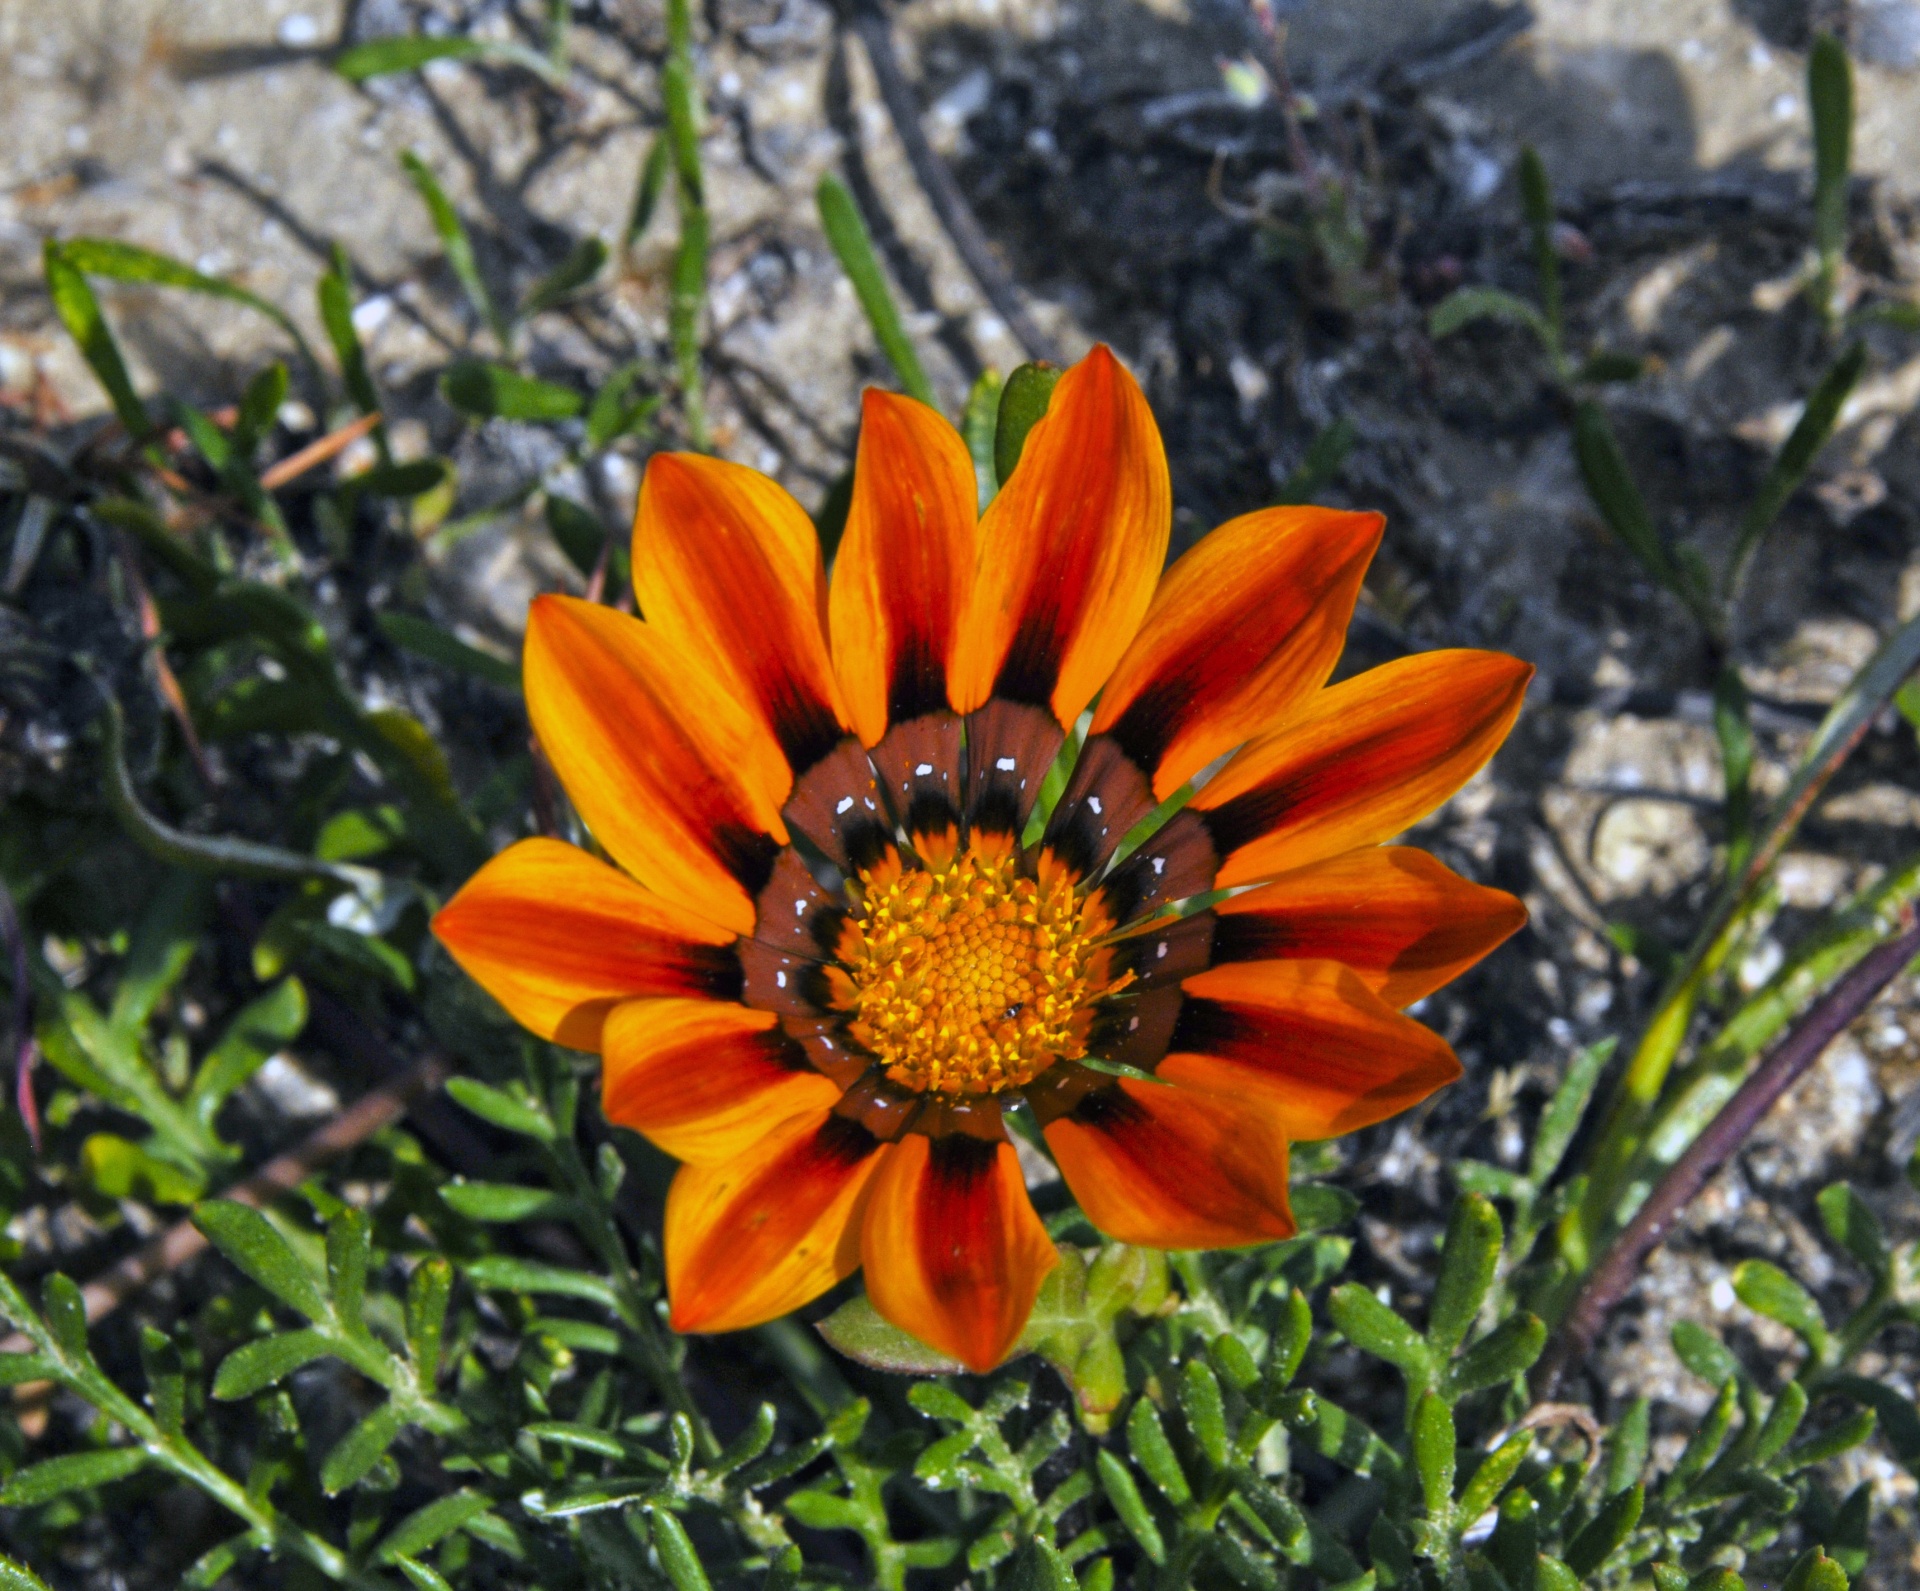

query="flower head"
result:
[433,346,1531,1372]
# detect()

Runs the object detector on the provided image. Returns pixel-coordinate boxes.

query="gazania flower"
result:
[433,346,1530,1373]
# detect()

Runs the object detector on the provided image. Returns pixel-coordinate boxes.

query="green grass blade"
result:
[58,238,322,390]
[43,242,148,437]
[817,175,935,407]
[624,136,672,253]
[401,152,510,351]
[1724,340,1865,605]
[1518,146,1562,361]
[335,34,563,85]
[1810,32,1853,313]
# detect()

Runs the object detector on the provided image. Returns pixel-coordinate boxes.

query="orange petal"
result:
[432,838,738,1052]
[1214,847,1526,1006]
[950,345,1170,726]
[860,1133,1058,1373]
[1044,1080,1295,1249]
[1092,506,1382,798]
[666,1111,885,1333]
[1165,960,1461,1140]
[634,453,850,776]
[829,390,979,747]
[523,594,787,937]
[1192,650,1532,887]
[601,998,841,1164]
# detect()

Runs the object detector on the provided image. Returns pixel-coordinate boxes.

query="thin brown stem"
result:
[1542,912,1920,1390]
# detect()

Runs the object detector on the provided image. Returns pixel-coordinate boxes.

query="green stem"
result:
[663,0,709,450]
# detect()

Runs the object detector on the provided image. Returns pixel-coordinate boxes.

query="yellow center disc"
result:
[841,851,1104,1095]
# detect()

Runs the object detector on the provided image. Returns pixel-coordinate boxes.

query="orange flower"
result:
[433,346,1531,1372]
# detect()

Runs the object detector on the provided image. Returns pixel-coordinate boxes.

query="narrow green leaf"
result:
[188,977,306,1126]
[0,1354,59,1387]
[321,1401,408,1494]
[392,1558,453,1591]
[544,493,612,581]
[1487,1488,1538,1591]
[1732,1259,1830,1359]
[1530,1038,1614,1185]
[1180,1358,1228,1471]
[439,1181,565,1222]
[1273,415,1356,505]
[1714,664,1755,876]
[1754,1381,1809,1467]
[1,1448,149,1506]
[1603,1398,1650,1495]
[1783,1546,1849,1591]
[401,153,509,349]
[624,136,672,252]
[1519,146,1563,358]
[336,34,564,84]
[1809,34,1853,270]
[1671,1321,1741,1388]
[1264,1287,1312,1398]
[584,366,658,451]
[378,612,520,691]
[193,1201,329,1322]
[1429,1193,1502,1355]
[1573,401,1683,601]
[444,1077,554,1140]
[649,1507,714,1591]
[212,1329,335,1400]
[1661,1379,1738,1500]
[817,1293,964,1373]
[520,237,608,321]
[1428,286,1551,346]
[1816,1183,1889,1277]
[1329,1285,1434,1385]
[327,1208,371,1331]
[58,238,319,386]
[963,368,1003,507]
[1096,1449,1164,1564]
[42,1274,90,1361]
[1444,1314,1545,1396]
[318,243,382,428]
[1126,1398,1191,1506]
[1726,341,1866,601]
[44,241,147,436]
[1564,1482,1643,1576]
[377,1489,492,1563]
[440,360,582,421]
[464,1256,617,1310]
[817,175,934,407]
[0,1551,55,1591]
[1772,1405,1875,1474]
[1458,1431,1532,1525]
[995,362,1061,486]
[1411,1393,1455,1522]
[408,1257,453,1383]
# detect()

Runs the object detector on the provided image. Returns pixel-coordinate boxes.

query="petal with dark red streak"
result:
[829,390,979,746]
[1212,847,1525,1006]
[861,1133,1058,1373]
[950,346,1170,726]
[601,998,840,1164]
[1165,960,1461,1140]
[634,452,850,777]
[1093,506,1382,797]
[1193,650,1532,887]
[523,595,785,935]
[432,838,739,1051]
[666,1111,885,1332]
[1044,1081,1295,1249]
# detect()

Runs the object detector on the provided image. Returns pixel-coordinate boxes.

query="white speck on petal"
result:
[1128,1016,1140,1031]
[1088,796,1103,815]
[836,796,854,814]
[776,970,788,988]
[915,762,934,776]
[1156,942,1168,959]
[1152,857,1165,875]
[795,900,807,916]
[864,797,876,810]
[996,756,1018,771]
